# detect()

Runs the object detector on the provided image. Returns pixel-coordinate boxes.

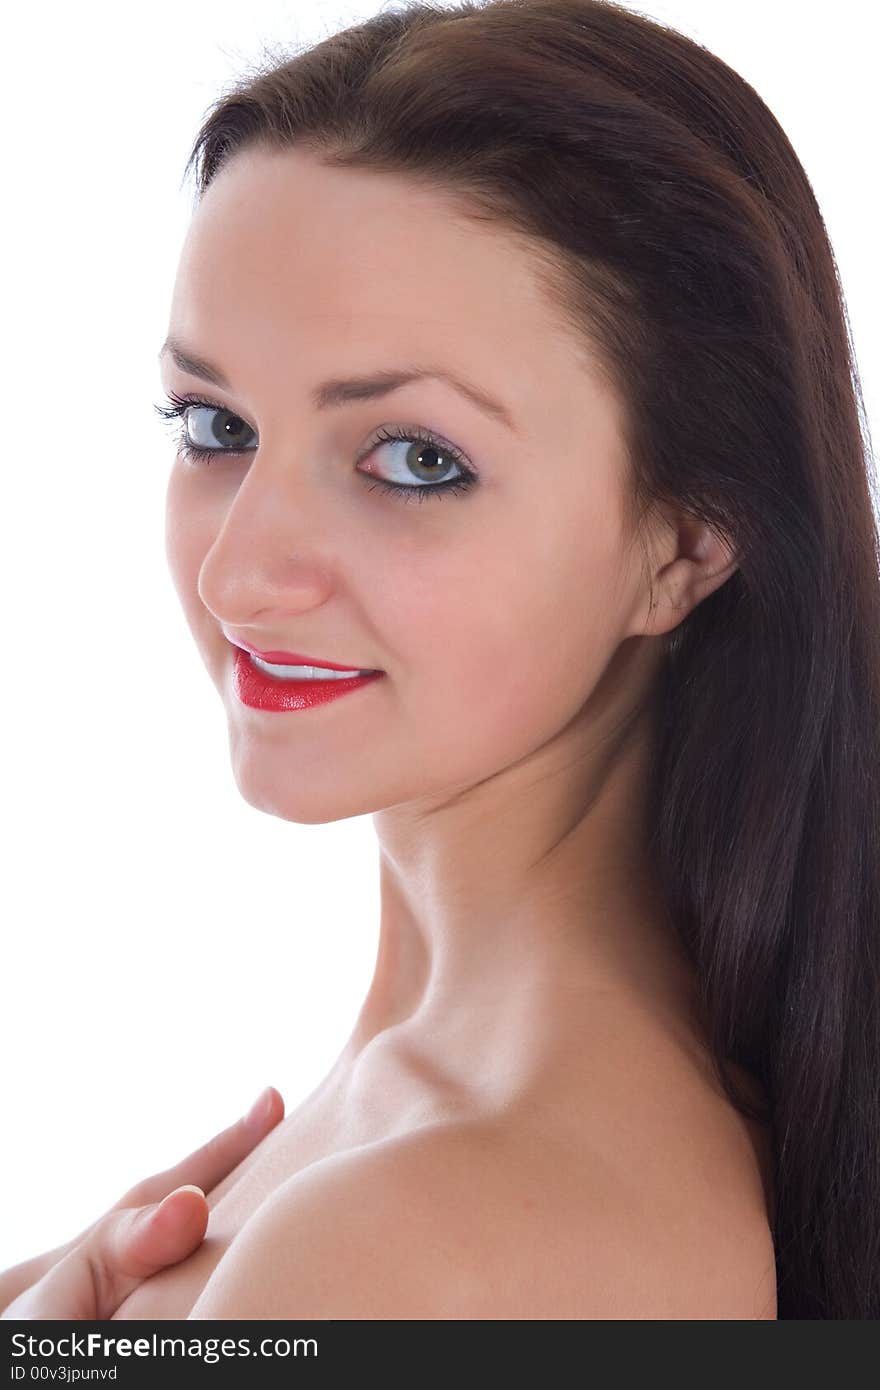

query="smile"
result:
[231,647,384,712]
[250,655,365,681]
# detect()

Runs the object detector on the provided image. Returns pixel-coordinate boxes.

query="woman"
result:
[3,0,877,1320]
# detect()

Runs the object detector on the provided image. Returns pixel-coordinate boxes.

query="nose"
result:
[195,460,338,629]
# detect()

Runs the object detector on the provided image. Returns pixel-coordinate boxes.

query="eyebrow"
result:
[157,336,518,433]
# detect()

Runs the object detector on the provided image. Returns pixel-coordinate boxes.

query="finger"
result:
[1,1189,209,1322]
[113,1086,284,1212]
[91,1187,210,1314]
[1,1089,285,1320]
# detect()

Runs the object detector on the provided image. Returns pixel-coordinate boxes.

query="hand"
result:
[2,1185,210,1321]
[0,1085,284,1320]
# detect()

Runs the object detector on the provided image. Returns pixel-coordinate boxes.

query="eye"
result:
[356,424,478,503]
[152,392,479,503]
[152,392,255,465]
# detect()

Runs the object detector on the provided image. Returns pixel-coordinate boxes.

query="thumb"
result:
[89,1185,209,1316]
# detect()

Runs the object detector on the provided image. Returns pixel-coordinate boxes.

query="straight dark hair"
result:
[177,0,880,1317]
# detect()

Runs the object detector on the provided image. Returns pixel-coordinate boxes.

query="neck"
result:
[341,695,699,1091]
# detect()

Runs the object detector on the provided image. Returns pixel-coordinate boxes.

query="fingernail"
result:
[244,1086,273,1131]
[157,1184,205,1213]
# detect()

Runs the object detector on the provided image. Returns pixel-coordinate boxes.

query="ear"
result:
[630,510,739,640]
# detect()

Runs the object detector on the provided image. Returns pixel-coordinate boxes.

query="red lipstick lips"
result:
[226,638,384,712]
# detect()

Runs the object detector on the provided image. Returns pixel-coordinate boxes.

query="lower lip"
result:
[231,647,384,712]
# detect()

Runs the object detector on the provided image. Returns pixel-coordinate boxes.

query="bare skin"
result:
[111,144,776,1319]
[0,1087,284,1317]
[110,1000,775,1319]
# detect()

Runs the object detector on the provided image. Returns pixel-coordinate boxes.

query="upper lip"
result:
[223,632,379,672]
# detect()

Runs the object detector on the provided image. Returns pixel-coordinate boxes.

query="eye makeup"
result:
[153,389,479,503]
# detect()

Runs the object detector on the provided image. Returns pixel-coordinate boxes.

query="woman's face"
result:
[161,145,658,825]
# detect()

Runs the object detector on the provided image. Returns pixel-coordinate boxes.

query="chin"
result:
[225,742,380,825]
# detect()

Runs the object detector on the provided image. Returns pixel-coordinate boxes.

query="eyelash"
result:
[151,389,478,503]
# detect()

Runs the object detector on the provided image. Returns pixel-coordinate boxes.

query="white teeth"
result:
[249,654,364,680]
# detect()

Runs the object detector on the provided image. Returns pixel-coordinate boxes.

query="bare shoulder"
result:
[189,1114,777,1320]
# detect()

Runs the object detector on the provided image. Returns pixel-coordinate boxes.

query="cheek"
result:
[376,495,627,774]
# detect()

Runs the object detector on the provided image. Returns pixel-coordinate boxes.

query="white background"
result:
[1,0,876,1269]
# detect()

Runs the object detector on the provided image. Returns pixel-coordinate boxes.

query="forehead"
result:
[176,150,578,356]
[167,146,625,466]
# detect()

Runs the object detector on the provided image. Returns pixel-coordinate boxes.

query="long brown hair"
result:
[176,0,880,1317]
